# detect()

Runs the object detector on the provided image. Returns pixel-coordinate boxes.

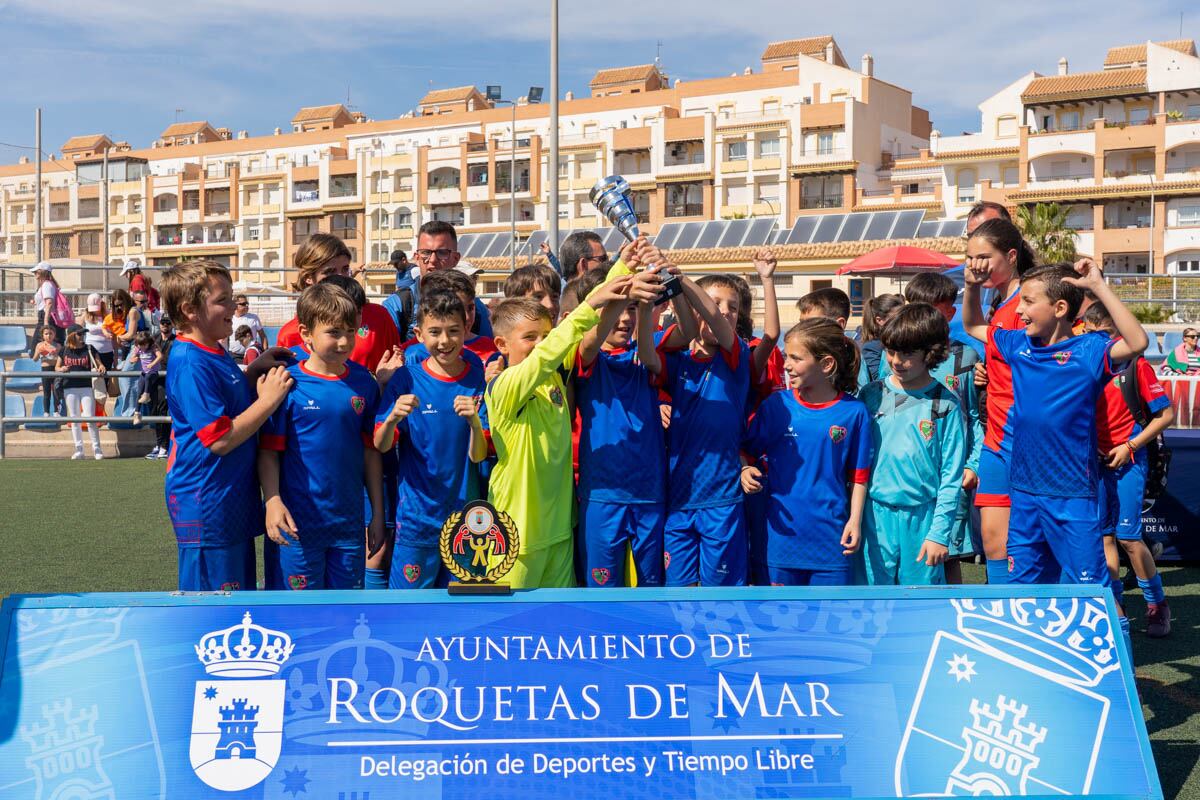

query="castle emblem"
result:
[190,612,292,791]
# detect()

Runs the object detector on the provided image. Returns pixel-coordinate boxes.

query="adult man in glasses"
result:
[557,231,608,281]
[227,294,267,355]
[384,221,492,340]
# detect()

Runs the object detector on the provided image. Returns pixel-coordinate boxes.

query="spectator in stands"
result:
[30,262,63,346]
[115,291,154,418]
[228,294,267,356]
[32,326,61,417]
[121,261,160,312]
[81,293,116,372]
[557,231,607,280]
[146,316,175,460]
[1162,328,1200,376]
[105,290,133,362]
[57,326,104,460]
[539,240,563,274]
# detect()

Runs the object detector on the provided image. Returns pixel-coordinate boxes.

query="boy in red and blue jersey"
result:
[1084,304,1175,637]
[962,261,1148,635]
[259,282,383,590]
[161,260,293,591]
[374,291,489,589]
[657,274,750,586]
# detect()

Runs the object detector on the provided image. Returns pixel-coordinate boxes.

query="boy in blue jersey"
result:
[374,291,489,589]
[656,274,751,586]
[574,259,689,588]
[259,282,383,590]
[160,260,293,591]
[961,260,1148,608]
[859,304,967,585]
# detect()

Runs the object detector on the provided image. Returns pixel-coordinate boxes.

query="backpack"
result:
[861,340,885,383]
[50,286,75,328]
[383,287,415,341]
[1118,359,1171,499]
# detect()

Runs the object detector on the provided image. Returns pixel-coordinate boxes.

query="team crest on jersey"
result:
[945,374,961,390]
[287,575,308,590]
[549,387,564,407]
[403,564,421,583]
[591,568,611,586]
[663,551,672,570]
[350,395,366,415]
[219,582,240,591]
[1054,351,1073,365]
[919,419,935,441]
[828,425,847,443]
[357,325,369,337]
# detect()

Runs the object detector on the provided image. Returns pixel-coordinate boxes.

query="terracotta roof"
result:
[761,36,834,61]
[791,160,858,175]
[1022,68,1146,101]
[1103,39,1196,66]
[419,86,480,105]
[933,146,1021,162]
[590,64,658,87]
[160,121,212,137]
[61,134,111,152]
[1008,177,1200,203]
[292,104,349,123]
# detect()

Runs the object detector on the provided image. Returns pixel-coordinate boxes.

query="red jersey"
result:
[1095,356,1170,452]
[747,337,786,410]
[464,334,500,365]
[983,290,1025,452]
[277,301,400,374]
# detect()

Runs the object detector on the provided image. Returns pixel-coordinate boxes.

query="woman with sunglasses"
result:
[228,294,267,356]
[1161,328,1200,376]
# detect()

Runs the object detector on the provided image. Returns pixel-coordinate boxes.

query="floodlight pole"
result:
[549,0,560,255]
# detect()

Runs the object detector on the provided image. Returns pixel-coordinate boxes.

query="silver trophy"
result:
[590,175,682,304]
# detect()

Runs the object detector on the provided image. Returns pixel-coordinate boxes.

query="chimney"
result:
[743,66,752,75]
[237,130,248,139]
[18,156,29,164]
[1058,57,1069,76]
[564,90,574,101]
[273,127,281,135]
[861,54,874,77]
[825,41,835,62]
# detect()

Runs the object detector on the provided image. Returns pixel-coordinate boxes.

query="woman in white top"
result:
[80,292,116,370]
[31,262,63,345]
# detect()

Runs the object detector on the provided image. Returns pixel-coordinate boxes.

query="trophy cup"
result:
[590,175,682,304]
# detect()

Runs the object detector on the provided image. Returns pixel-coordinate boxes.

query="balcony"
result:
[467,141,488,153]
[1026,129,1096,160]
[1028,170,1094,184]
[156,226,183,247]
[802,195,844,209]
[666,203,704,218]
[329,176,358,199]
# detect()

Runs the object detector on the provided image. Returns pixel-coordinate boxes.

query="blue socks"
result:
[1138,574,1165,605]
[1118,615,1132,657]
[364,567,389,590]
[1110,578,1124,609]
[985,559,1010,584]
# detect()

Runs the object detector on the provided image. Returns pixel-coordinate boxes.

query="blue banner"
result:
[0,587,1160,799]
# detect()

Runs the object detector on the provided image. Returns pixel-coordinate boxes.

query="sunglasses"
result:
[236,302,249,307]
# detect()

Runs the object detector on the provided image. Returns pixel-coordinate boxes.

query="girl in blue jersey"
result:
[742,318,871,586]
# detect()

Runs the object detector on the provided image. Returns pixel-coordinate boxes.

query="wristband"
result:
[1125,440,1137,460]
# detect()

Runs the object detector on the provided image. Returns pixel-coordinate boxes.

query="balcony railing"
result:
[497,179,531,193]
[1028,171,1094,183]
[1104,217,1152,229]
[666,203,704,218]
[206,203,231,215]
[467,142,488,153]
[802,196,843,209]
[429,180,460,190]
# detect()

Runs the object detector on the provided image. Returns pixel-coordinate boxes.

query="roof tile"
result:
[1103,39,1196,66]
[761,36,834,61]
[1022,68,1146,101]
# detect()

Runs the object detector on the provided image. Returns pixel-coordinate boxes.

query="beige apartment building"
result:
[0,34,942,305]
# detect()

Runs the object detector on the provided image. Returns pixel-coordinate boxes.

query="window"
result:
[726,141,747,161]
[130,229,142,246]
[817,133,835,155]
[377,211,391,230]
[1002,165,1019,185]
[293,217,319,245]
[49,202,69,222]
[665,182,705,217]
[1040,114,1054,132]
[718,104,734,120]
[1059,110,1081,131]
[78,231,99,255]
[1175,258,1200,273]
[329,175,357,197]
[50,234,70,258]
[396,208,413,227]
[762,100,780,116]
[1130,106,1151,124]
[801,176,843,208]
[332,212,357,238]
[956,169,977,204]
[78,198,99,218]
[1178,205,1200,226]
[996,115,1018,137]
[758,137,780,158]
[248,225,261,240]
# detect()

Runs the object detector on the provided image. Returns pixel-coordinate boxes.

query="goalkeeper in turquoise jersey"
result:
[858,303,966,585]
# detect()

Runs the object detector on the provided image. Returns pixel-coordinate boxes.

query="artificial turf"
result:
[0,458,1196,797]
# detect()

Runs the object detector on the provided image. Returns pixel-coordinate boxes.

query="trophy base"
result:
[448,582,513,596]
[656,275,684,306]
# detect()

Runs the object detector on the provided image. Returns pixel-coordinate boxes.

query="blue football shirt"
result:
[575,344,666,505]
[164,337,261,548]
[375,359,488,544]
[663,339,751,510]
[743,390,872,569]
[991,328,1114,497]
[260,361,381,545]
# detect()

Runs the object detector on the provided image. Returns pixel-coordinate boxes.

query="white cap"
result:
[30,261,52,274]
[86,292,103,312]
[455,260,481,277]
[120,260,140,276]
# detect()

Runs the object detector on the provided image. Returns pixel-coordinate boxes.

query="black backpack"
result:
[1117,359,1171,499]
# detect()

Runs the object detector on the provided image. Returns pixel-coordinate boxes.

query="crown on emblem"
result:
[953,598,1118,687]
[195,612,294,677]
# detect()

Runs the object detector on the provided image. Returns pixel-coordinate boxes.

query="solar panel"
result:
[483,234,512,258]
[811,214,846,243]
[718,219,752,248]
[600,228,627,252]
[786,216,819,245]
[654,223,683,250]
[837,213,869,242]
[524,230,548,256]
[939,219,967,238]
[891,210,925,240]
[672,221,707,251]
[464,233,495,259]
[695,221,726,250]
[917,220,942,239]
[743,218,776,247]
[455,234,478,258]
[772,229,790,244]
[864,211,898,241]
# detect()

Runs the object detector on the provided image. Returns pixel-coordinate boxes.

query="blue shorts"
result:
[1099,461,1146,541]
[1008,489,1110,589]
[178,539,256,592]
[389,543,448,589]
[767,565,853,586]
[381,448,400,533]
[579,500,665,587]
[664,503,747,587]
[745,489,769,585]
[975,445,1010,508]
[272,537,364,590]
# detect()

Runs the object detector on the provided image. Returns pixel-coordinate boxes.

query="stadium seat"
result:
[1162,331,1184,352]
[1143,333,1164,362]
[0,325,27,357]
[25,395,61,431]
[264,326,282,347]
[3,394,24,432]
[6,358,47,392]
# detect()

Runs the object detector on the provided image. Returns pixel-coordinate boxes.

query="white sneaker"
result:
[93,451,104,460]
[145,447,161,460]
[137,392,151,404]
[71,450,84,460]
[156,448,170,460]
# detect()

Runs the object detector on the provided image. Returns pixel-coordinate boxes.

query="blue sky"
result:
[0,1,1194,162]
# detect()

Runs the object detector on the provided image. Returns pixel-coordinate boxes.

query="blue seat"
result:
[1143,333,1164,361]
[1162,331,1184,352]
[26,395,61,431]
[264,326,282,347]
[7,357,47,392]
[3,394,24,432]
[0,325,27,357]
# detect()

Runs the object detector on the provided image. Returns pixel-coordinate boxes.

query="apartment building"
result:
[0,34,933,293]
[866,39,1200,275]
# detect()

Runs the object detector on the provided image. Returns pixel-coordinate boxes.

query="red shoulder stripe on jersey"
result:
[575,343,598,378]
[360,432,374,448]
[482,428,496,457]
[259,433,286,451]
[849,468,869,485]
[197,415,232,447]
[720,339,741,371]
[300,362,348,380]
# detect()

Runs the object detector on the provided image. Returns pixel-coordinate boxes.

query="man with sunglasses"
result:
[385,221,492,340]
[557,230,609,281]
[228,294,267,356]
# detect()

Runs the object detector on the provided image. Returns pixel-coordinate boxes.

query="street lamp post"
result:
[487,86,543,271]
[758,195,778,221]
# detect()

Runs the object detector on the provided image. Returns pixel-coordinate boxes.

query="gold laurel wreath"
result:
[438,509,521,583]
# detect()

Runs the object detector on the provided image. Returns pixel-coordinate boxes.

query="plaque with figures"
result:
[0,586,1162,799]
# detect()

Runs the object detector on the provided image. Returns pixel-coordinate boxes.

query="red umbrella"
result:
[836,245,961,276]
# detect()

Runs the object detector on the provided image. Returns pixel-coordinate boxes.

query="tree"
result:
[1017,203,1078,264]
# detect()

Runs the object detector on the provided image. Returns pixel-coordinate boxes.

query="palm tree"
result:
[1017,203,1078,264]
